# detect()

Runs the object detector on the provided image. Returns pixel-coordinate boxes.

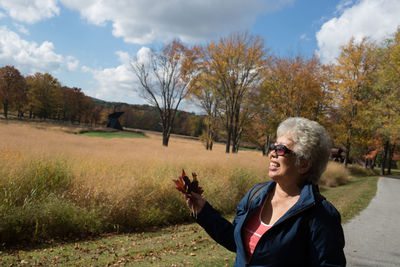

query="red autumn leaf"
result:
[172,169,203,195]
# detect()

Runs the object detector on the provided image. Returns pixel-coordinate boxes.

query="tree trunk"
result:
[231,127,238,153]
[231,105,242,154]
[232,128,240,153]
[205,123,213,150]
[205,124,210,150]
[226,129,231,153]
[162,133,169,146]
[208,129,214,151]
[225,117,233,153]
[264,134,271,156]
[381,139,389,176]
[387,143,395,175]
[261,145,266,155]
[371,154,377,169]
[231,133,238,153]
[3,101,8,119]
[18,109,24,118]
[162,118,171,147]
[344,137,351,168]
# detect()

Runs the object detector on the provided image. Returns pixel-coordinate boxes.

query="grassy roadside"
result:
[321,175,378,223]
[0,175,378,266]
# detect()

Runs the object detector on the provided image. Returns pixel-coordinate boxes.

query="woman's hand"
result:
[184,192,206,216]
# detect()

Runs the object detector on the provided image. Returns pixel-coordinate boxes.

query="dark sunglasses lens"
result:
[275,145,286,155]
[270,144,288,156]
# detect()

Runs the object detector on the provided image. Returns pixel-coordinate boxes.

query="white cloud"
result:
[66,56,79,71]
[316,0,400,63]
[300,33,310,41]
[61,0,294,44]
[13,23,29,35]
[136,47,151,65]
[0,0,294,46]
[0,26,63,74]
[82,49,145,104]
[0,0,60,24]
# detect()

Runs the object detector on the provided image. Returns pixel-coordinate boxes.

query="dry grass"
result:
[320,162,350,187]
[0,120,357,245]
[0,120,268,240]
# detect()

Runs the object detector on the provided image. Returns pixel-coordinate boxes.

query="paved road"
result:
[343,176,400,267]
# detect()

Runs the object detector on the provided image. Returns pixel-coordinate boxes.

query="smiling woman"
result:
[185,117,346,267]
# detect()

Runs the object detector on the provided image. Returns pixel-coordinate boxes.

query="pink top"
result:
[242,205,272,261]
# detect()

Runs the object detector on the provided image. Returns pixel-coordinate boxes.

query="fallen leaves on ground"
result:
[1,223,235,266]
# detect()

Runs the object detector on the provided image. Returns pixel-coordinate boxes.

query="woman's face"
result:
[268,134,300,183]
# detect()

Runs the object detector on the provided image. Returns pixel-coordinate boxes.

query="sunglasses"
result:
[269,143,293,156]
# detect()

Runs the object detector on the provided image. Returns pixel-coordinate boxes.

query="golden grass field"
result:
[0,119,365,247]
[0,119,268,196]
[0,120,270,239]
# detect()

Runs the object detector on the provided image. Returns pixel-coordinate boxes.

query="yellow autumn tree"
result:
[26,72,62,120]
[197,32,267,153]
[331,37,378,167]
[263,55,331,121]
[371,29,400,174]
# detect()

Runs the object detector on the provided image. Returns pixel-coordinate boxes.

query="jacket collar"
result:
[250,181,316,225]
[271,181,316,226]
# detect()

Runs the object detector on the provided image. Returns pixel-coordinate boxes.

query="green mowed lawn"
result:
[80,131,147,139]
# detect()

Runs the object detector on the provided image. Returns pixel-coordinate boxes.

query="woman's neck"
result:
[274,179,304,199]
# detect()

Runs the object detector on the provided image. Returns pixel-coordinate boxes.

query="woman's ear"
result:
[298,159,312,174]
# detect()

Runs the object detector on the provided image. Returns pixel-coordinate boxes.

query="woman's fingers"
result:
[184,192,205,214]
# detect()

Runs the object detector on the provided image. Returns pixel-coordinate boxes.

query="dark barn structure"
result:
[330,148,344,162]
[107,112,124,130]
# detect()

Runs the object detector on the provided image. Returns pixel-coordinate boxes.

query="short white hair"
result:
[277,117,331,184]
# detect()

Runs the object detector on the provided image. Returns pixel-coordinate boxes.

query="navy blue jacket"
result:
[196,181,346,266]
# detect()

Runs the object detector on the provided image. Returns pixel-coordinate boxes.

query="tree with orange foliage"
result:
[132,40,197,146]
[251,55,332,154]
[0,65,26,119]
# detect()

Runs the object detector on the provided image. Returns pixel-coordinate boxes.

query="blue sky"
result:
[1,0,400,112]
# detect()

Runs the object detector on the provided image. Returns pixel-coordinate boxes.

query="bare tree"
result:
[131,40,196,146]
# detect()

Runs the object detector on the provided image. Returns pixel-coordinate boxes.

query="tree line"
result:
[1,29,399,175]
[131,31,400,175]
[0,68,101,124]
[0,67,203,136]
